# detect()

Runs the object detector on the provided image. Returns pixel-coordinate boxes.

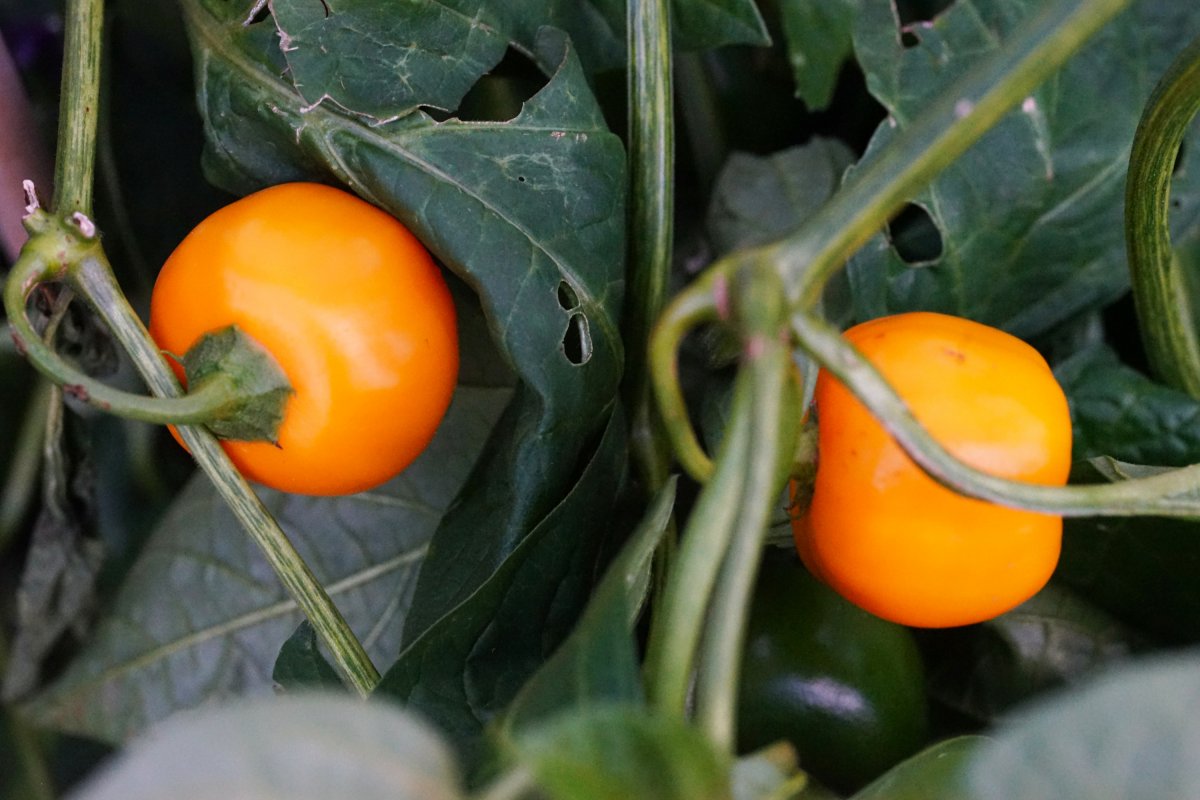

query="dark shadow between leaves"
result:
[423,46,549,124]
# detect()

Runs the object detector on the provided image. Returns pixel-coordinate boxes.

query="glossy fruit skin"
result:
[738,550,929,793]
[793,311,1072,628]
[149,182,458,496]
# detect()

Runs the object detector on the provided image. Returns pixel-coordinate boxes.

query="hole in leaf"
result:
[896,0,956,24]
[562,313,592,366]
[452,47,549,123]
[887,203,943,264]
[900,28,921,48]
[557,281,580,311]
[1174,141,1187,176]
[244,2,270,25]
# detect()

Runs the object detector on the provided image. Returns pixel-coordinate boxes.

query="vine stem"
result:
[643,363,754,715]
[644,264,796,720]
[5,238,242,425]
[1125,32,1200,396]
[693,269,797,751]
[6,0,381,693]
[53,0,103,216]
[623,0,675,492]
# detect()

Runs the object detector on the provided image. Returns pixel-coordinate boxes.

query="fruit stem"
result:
[4,228,242,427]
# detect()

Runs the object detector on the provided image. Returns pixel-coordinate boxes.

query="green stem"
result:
[4,244,243,425]
[644,345,756,716]
[694,273,797,751]
[646,270,723,483]
[792,312,1200,518]
[53,0,103,216]
[623,0,675,491]
[68,250,381,695]
[1126,32,1200,396]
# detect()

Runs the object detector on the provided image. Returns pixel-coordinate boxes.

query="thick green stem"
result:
[53,0,103,216]
[694,271,797,751]
[644,369,755,715]
[792,312,1200,518]
[1126,33,1200,396]
[623,0,675,491]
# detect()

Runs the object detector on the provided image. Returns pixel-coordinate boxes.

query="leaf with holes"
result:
[18,387,509,743]
[182,2,626,651]
[846,0,1200,337]
[258,0,767,106]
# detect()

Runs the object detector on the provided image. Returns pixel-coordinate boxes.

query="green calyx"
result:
[181,325,294,443]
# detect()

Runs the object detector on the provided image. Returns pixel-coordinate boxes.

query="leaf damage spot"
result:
[561,313,592,366]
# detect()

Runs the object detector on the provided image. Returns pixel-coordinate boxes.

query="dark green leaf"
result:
[512,706,731,800]
[183,3,627,651]
[1057,461,1200,643]
[69,694,463,800]
[668,0,769,53]
[499,478,677,735]
[965,652,1200,799]
[272,621,342,692]
[1056,344,1200,467]
[268,0,511,119]
[921,584,1142,722]
[20,387,508,742]
[851,736,984,800]
[847,0,1200,338]
[373,408,626,766]
[778,0,859,110]
[706,139,855,256]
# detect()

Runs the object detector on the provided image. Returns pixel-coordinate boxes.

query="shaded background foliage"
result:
[7,0,1200,797]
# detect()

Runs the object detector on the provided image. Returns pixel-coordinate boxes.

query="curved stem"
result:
[623,0,675,491]
[53,0,103,215]
[792,311,1200,518]
[1126,32,1200,396]
[4,247,241,425]
[647,271,724,483]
